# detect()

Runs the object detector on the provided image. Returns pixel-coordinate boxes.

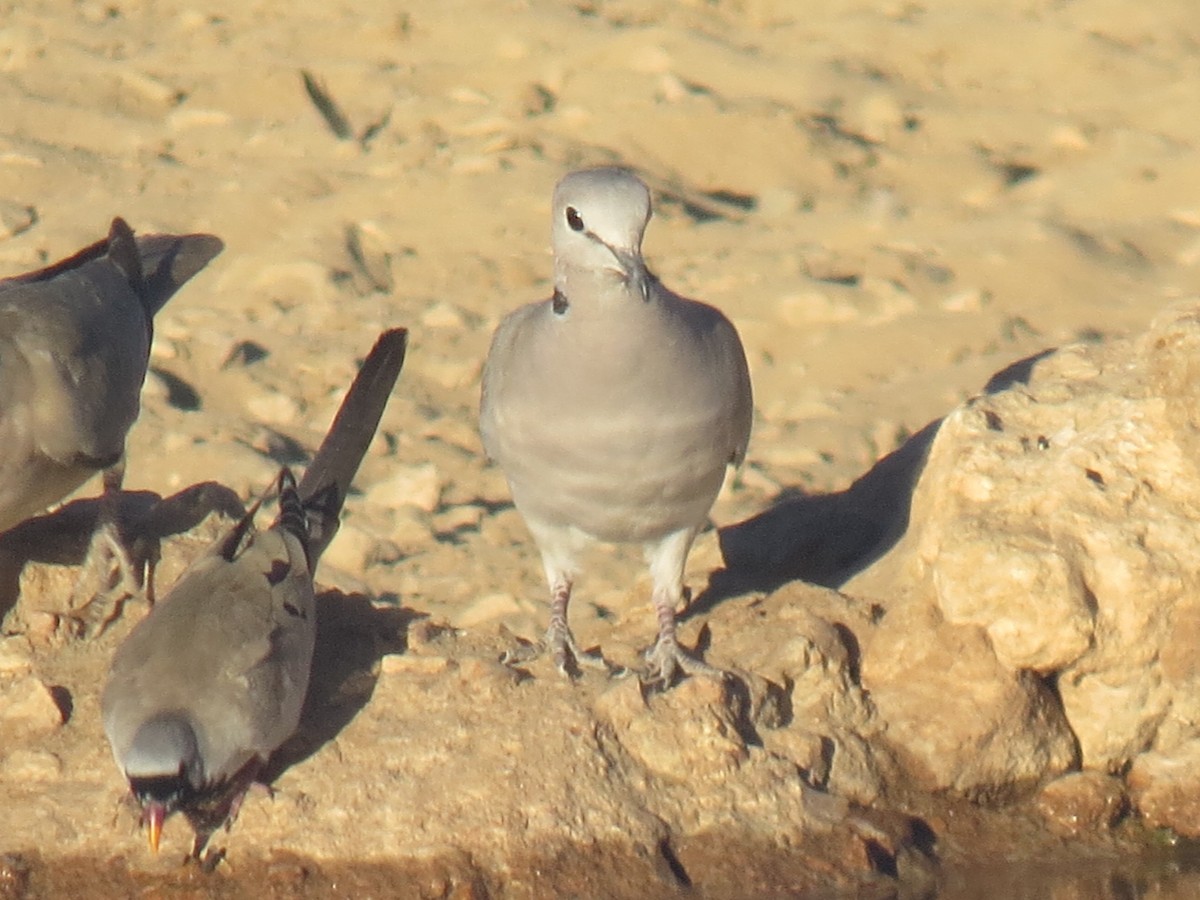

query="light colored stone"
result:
[420,302,467,330]
[452,592,522,628]
[321,521,390,574]
[432,504,484,535]
[0,676,65,736]
[1036,771,1126,835]
[1,748,62,781]
[367,463,443,513]
[594,675,747,783]
[862,596,1076,798]
[852,305,1200,778]
[245,389,303,426]
[0,639,33,676]
[1129,742,1200,837]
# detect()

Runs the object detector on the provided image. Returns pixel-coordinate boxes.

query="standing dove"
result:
[0,218,222,622]
[480,167,753,687]
[101,327,407,859]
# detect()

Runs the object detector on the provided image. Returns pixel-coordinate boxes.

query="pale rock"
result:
[321,521,390,574]
[167,107,234,132]
[859,276,917,324]
[1049,123,1091,151]
[778,290,858,327]
[422,356,483,390]
[421,302,467,330]
[406,655,527,707]
[432,504,484,536]
[0,676,65,736]
[1,748,62,781]
[861,596,1076,798]
[141,367,173,404]
[931,529,1092,672]
[1128,742,1200,837]
[0,639,33,676]
[478,507,529,550]
[594,676,747,783]
[848,301,1200,794]
[941,287,987,313]
[387,506,437,553]
[368,463,443,513]
[1036,771,1126,835]
[452,592,522,628]
[117,68,180,112]
[850,91,907,143]
[755,186,801,220]
[245,389,303,426]
[249,261,330,302]
[0,201,35,239]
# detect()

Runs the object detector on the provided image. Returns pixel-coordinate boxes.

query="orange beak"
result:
[144,803,165,854]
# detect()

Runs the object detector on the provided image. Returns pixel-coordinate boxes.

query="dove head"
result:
[123,713,205,852]
[552,167,652,298]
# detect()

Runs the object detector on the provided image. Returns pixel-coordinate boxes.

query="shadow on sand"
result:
[693,347,1058,617]
[0,481,247,625]
[265,591,423,780]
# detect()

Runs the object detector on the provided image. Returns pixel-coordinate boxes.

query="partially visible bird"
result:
[480,167,753,688]
[101,327,407,859]
[0,218,223,625]
[0,217,222,528]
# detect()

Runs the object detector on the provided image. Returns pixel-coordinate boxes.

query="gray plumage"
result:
[0,218,222,532]
[101,328,407,857]
[480,167,752,686]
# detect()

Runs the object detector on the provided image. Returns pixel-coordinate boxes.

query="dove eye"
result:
[565,207,585,232]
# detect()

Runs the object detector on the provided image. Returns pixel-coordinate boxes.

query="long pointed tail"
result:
[297,328,408,563]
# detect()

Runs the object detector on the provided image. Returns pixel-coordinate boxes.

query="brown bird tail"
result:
[297,328,408,563]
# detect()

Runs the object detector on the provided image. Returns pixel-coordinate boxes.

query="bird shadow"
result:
[0,481,246,626]
[263,592,424,781]
[688,347,1055,617]
[691,417,940,617]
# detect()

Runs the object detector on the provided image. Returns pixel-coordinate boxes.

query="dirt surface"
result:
[1,0,1199,897]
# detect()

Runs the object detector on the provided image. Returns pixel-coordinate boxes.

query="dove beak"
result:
[144,802,165,854]
[594,240,647,298]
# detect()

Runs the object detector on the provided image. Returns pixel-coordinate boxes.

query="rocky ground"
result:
[1,0,1200,897]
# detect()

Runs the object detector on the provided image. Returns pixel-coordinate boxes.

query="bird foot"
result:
[501,623,627,679]
[67,518,148,638]
[641,636,727,692]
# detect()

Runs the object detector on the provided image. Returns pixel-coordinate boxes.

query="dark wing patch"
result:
[265,559,291,586]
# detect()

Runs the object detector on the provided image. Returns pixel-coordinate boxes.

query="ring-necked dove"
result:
[480,167,753,688]
[0,218,223,627]
[101,327,407,859]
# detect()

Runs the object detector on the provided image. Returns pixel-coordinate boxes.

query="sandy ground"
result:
[1,0,1199,895]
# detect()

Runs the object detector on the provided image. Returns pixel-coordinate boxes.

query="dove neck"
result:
[553,262,655,317]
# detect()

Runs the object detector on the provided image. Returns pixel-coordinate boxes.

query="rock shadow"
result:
[692,347,1059,616]
[690,417,939,619]
[264,592,423,780]
[0,482,245,625]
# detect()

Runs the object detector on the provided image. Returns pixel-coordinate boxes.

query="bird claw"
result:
[640,637,727,693]
[500,624,627,679]
[68,518,147,638]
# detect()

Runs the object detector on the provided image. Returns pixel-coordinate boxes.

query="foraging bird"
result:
[480,167,752,687]
[101,328,407,859]
[0,218,222,532]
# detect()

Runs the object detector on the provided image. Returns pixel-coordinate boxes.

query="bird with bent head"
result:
[101,327,407,860]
